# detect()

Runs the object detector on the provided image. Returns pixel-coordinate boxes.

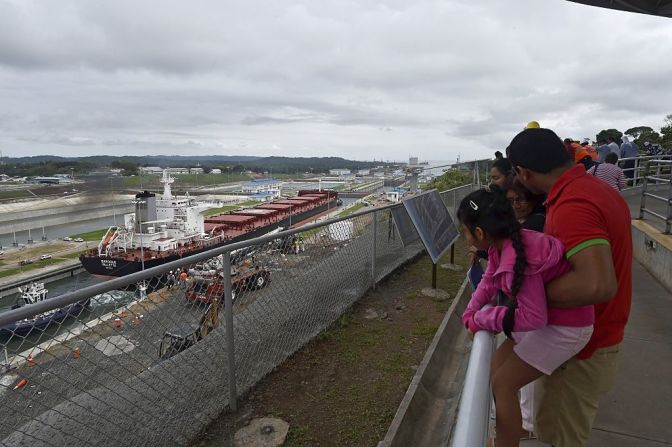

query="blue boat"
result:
[0,283,87,337]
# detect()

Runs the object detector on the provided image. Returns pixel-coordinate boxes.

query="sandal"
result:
[520,430,537,441]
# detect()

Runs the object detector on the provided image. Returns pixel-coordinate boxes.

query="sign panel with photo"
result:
[402,189,459,264]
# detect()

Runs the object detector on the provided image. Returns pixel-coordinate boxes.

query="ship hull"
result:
[0,302,87,337]
[80,200,336,277]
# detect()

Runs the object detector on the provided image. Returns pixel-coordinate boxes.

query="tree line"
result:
[596,113,672,151]
[0,155,394,178]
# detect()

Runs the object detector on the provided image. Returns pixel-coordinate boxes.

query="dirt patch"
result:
[192,239,468,447]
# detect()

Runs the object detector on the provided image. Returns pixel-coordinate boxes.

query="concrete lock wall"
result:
[0,196,134,233]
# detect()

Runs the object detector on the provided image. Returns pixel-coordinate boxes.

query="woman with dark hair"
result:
[458,188,594,447]
[490,158,514,190]
[506,180,546,232]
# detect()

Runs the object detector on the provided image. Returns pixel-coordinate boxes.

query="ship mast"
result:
[161,169,174,199]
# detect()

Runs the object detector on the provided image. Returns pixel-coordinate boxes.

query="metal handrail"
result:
[450,314,496,447]
[639,159,672,234]
[617,155,672,190]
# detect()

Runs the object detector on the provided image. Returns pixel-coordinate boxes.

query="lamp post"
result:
[133,199,146,271]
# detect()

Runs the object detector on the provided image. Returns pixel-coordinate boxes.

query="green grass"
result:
[337,203,367,217]
[0,258,67,279]
[203,205,239,216]
[60,251,86,259]
[0,190,33,200]
[69,228,111,241]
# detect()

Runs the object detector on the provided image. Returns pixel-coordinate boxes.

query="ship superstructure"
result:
[80,170,338,277]
[97,170,208,259]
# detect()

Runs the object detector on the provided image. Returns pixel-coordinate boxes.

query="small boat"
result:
[0,283,88,336]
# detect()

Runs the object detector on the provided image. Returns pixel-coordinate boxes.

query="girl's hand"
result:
[465,315,480,334]
[462,309,475,328]
[467,245,479,264]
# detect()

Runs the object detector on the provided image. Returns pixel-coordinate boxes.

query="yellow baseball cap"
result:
[525,121,540,129]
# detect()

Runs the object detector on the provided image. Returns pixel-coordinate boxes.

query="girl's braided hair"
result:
[457,187,527,301]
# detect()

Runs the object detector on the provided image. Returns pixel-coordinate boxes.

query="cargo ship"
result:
[79,170,338,278]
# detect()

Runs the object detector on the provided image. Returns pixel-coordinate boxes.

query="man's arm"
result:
[545,244,617,308]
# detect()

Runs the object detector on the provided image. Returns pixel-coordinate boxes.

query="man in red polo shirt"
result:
[507,128,632,447]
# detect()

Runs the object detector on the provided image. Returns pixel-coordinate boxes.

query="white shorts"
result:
[512,325,593,375]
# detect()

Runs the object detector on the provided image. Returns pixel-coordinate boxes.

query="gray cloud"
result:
[0,0,671,161]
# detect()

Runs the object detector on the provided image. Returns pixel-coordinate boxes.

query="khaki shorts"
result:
[535,344,622,447]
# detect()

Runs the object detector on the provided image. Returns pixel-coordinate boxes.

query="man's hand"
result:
[546,244,617,308]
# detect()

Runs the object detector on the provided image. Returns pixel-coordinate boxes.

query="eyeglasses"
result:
[508,198,528,205]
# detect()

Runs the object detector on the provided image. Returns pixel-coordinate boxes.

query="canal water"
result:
[0,271,137,355]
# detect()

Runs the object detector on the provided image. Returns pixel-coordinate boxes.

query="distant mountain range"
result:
[3,155,261,166]
[0,154,395,176]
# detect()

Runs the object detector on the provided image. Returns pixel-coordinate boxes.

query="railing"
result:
[0,184,475,447]
[450,313,495,447]
[618,154,672,190]
[639,159,672,234]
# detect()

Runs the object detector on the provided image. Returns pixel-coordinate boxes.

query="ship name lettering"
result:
[101,259,117,269]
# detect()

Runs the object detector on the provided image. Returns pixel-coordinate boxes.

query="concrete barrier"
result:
[631,220,672,292]
[378,277,471,447]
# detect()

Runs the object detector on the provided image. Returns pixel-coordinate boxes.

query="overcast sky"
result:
[0,0,670,162]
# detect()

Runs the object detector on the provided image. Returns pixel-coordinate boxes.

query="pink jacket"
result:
[462,229,594,333]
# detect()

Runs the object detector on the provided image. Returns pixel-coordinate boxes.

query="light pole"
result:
[133,199,146,271]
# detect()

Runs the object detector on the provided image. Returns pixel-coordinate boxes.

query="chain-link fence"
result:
[0,185,474,447]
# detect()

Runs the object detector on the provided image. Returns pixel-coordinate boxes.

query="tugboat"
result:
[79,170,338,278]
[0,283,88,336]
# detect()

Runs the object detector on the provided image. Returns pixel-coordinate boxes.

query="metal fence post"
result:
[640,162,649,220]
[666,173,672,234]
[222,251,237,411]
[371,210,378,289]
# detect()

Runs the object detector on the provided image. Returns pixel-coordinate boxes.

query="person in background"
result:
[575,148,600,172]
[495,150,504,160]
[580,138,598,160]
[490,158,514,190]
[179,270,189,290]
[587,152,626,191]
[508,127,632,447]
[596,140,611,163]
[507,180,546,232]
[620,135,639,184]
[563,138,584,161]
[607,136,621,157]
[506,179,547,437]
[167,271,176,290]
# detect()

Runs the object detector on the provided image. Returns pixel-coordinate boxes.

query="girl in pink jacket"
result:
[459,189,594,447]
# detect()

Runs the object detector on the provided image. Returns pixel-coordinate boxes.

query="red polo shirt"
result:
[544,165,632,359]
